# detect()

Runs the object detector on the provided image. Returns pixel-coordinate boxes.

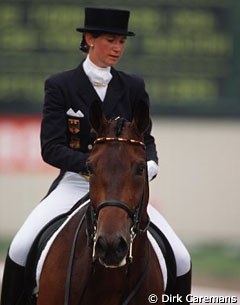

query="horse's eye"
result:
[135,163,145,176]
[86,163,94,175]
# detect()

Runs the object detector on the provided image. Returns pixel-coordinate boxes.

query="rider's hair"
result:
[79,33,101,53]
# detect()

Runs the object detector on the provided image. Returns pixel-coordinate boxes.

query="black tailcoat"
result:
[40,63,158,174]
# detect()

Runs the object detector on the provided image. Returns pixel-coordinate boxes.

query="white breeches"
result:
[9,172,191,276]
[9,172,89,266]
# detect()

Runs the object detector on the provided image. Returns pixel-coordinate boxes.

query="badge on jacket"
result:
[66,108,84,149]
[68,118,80,134]
[69,135,81,149]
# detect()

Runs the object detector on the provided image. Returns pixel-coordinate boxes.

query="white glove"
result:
[147,160,159,181]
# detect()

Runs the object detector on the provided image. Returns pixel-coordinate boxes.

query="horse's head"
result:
[86,100,150,268]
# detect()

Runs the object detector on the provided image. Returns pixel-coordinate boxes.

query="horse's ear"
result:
[89,100,107,134]
[132,101,150,134]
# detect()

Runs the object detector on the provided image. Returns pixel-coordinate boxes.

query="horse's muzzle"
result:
[94,234,129,268]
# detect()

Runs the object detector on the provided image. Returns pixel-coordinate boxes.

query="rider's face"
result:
[86,33,127,68]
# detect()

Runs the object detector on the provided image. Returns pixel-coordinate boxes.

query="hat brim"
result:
[76,27,135,37]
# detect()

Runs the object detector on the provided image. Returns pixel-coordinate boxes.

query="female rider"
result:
[1,7,191,305]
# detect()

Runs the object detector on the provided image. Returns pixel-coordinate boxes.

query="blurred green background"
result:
[0,0,240,116]
[0,0,240,290]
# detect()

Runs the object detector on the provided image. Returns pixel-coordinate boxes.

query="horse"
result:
[36,100,164,305]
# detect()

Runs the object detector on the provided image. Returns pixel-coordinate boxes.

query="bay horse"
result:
[36,100,164,305]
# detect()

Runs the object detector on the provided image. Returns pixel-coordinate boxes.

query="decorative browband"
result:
[94,137,145,149]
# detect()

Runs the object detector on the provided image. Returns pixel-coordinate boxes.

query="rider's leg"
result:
[147,204,192,304]
[0,173,89,305]
[0,255,26,305]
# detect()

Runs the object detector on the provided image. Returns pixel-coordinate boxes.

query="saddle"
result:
[24,193,90,298]
[24,195,176,298]
[148,222,176,293]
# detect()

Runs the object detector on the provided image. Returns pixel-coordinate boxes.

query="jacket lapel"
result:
[102,67,125,118]
[74,63,101,118]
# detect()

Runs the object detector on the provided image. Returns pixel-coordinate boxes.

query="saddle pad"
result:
[35,202,167,292]
[35,200,89,292]
[147,231,167,290]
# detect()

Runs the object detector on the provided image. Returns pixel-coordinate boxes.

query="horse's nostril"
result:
[96,236,108,253]
[116,236,128,255]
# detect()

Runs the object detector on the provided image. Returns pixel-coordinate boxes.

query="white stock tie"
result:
[83,55,112,101]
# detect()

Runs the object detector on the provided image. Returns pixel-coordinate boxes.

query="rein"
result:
[64,213,86,305]
[120,242,151,305]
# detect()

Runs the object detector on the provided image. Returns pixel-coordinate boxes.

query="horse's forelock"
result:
[113,117,128,137]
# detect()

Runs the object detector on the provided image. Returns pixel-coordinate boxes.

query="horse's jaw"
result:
[99,257,127,269]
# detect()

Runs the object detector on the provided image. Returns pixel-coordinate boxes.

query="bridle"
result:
[64,136,151,305]
[85,136,150,263]
[94,136,145,147]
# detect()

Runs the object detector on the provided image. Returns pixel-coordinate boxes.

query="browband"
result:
[94,137,145,148]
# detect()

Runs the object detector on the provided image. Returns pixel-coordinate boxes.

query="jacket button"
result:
[88,144,93,150]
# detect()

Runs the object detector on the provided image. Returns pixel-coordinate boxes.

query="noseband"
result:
[85,136,150,262]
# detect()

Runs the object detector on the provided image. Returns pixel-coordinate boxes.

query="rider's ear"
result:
[132,101,150,134]
[89,100,108,134]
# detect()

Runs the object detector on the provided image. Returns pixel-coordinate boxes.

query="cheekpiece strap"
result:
[94,137,145,148]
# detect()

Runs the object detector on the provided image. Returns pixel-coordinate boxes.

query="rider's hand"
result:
[147,160,159,181]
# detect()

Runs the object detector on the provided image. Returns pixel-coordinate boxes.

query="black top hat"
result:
[76,7,135,36]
